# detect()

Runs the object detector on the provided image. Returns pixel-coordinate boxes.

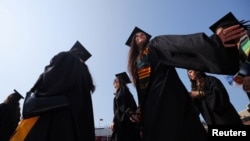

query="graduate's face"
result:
[187,70,197,80]
[135,32,147,48]
[113,78,120,89]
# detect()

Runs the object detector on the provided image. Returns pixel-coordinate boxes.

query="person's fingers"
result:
[225,30,246,41]
[223,24,241,34]
[219,25,246,47]
[223,43,238,48]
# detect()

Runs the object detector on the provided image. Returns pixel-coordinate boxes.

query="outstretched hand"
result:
[216,24,246,48]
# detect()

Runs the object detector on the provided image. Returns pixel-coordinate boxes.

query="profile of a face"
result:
[113,78,120,89]
[187,70,198,81]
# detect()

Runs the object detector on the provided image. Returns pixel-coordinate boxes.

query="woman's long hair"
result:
[81,63,95,94]
[189,71,207,91]
[127,34,149,87]
[69,46,95,94]
[117,76,129,93]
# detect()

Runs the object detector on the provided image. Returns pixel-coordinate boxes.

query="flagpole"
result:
[99,118,103,127]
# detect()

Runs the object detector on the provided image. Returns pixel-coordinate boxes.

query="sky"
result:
[0,0,249,128]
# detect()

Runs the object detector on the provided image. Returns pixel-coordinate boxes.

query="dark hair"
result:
[117,76,127,87]
[116,76,130,95]
[128,33,150,86]
[3,93,22,128]
[82,63,95,94]
[188,70,207,91]
[4,93,22,105]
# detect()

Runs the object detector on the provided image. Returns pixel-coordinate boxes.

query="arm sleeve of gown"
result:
[204,76,231,112]
[34,52,81,96]
[113,98,119,122]
[29,74,43,92]
[149,33,239,75]
[115,88,136,122]
[115,94,128,122]
[118,89,137,112]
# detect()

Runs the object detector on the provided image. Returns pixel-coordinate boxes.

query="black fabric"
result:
[193,75,243,125]
[24,52,95,141]
[112,87,140,141]
[22,92,69,119]
[209,12,239,33]
[140,66,208,141]
[150,33,239,75]
[0,103,20,141]
[115,72,131,84]
[246,93,250,100]
[69,41,92,62]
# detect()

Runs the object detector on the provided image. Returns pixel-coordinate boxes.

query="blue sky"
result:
[0,0,249,128]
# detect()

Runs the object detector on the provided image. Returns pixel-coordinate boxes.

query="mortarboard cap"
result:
[69,41,92,62]
[209,12,249,33]
[13,89,24,99]
[115,72,131,84]
[125,26,152,47]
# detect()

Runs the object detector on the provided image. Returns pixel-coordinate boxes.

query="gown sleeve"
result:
[203,76,230,111]
[115,89,137,123]
[149,33,239,75]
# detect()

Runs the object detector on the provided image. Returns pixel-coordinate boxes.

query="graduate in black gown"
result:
[187,70,243,125]
[125,25,245,141]
[209,12,250,101]
[12,41,96,141]
[110,72,140,141]
[0,90,23,141]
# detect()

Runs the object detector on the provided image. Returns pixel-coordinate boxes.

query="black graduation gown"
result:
[0,103,20,141]
[193,75,242,125]
[137,33,239,141]
[150,33,239,75]
[24,52,95,141]
[112,87,139,141]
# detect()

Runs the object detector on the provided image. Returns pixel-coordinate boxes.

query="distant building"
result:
[94,104,250,141]
[95,127,112,141]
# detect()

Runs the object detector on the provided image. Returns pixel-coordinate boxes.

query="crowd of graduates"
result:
[0,11,250,141]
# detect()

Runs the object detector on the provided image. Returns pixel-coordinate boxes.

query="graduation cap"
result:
[12,89,24,100]
[209,12,239,33]
[125,26,152,47]
[209,12,250,33]
[115,72,131,84]
[69,40,92,62]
